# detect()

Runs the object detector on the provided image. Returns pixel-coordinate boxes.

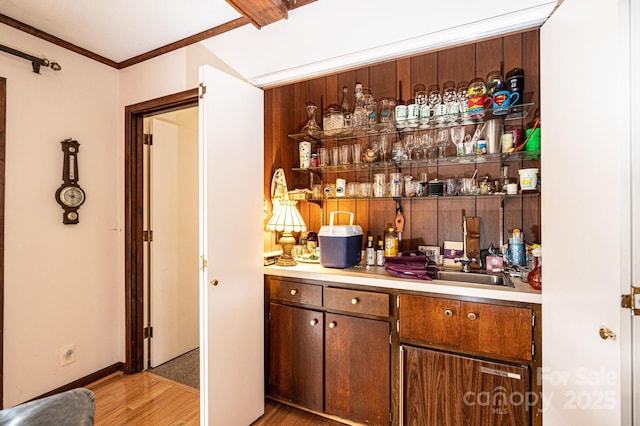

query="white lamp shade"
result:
[266,199,307,233]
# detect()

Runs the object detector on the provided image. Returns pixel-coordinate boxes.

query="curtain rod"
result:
[0,44,61,73]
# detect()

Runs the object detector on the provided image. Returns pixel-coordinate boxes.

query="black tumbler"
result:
[506,68,524,105]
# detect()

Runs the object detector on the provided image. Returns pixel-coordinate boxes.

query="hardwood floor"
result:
[86,372,346,425]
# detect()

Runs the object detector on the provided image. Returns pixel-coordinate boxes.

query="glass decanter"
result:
[301,103,321,133]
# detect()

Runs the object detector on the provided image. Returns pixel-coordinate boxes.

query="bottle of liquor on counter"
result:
[376,239,385,266]
[366,235,375,266]
[384,225,398,257]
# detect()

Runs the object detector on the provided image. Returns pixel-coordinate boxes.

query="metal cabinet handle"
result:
[444,309,453,317]
[467,312,477,320]
[290,289,298,296]
[329,321,337,329]
[210,279,219,286]
[310,319,319,326]
[351,297,359,305]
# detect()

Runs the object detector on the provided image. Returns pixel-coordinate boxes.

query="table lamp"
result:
[266,199,307,266]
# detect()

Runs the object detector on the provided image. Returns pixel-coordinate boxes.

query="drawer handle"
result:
[310,319,319,326]
[329,321,337,329]
[444,309,453,317]
[467,312,477,320]
[351,297,359,305]
[290,289,298,296]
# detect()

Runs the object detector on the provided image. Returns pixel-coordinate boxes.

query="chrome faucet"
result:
[455,216,476,273]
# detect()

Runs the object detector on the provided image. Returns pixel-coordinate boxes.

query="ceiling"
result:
[0,0,559,87]
[0,0,300,64]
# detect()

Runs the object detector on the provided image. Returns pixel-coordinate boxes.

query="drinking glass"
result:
[435,128,449,157]
[450,126,466,157]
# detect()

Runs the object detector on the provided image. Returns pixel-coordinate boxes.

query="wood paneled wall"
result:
[264,29,541,254]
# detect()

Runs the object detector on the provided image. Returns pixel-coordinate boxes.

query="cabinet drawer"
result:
[269,279,322,306]
[399,294,533,361]
[324,287,389,317]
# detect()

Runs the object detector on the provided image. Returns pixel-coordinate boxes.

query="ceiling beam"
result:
[225,0,289,28]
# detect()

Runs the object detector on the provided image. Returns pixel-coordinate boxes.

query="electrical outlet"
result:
[60,344,75,366]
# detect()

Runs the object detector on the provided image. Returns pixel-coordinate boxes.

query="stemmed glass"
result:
[450,126,466,157]
[435,128,449,157]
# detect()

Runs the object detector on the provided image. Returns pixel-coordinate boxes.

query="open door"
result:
[198,65,264,425]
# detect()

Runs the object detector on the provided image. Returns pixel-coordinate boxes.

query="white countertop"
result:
[264,263,542,304]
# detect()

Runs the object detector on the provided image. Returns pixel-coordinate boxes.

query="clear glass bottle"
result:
[366,235,375,266]
[340,86,352,127]
[376,239,385,265]
[352,83,367,127]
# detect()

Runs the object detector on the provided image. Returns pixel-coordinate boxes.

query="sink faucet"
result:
[455,216,476,273]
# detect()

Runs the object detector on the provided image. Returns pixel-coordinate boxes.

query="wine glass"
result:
[450,126,466,157]
[435,128,449,157]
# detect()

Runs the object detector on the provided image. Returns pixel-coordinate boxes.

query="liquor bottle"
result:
[376,239,385,266]
[352,83,367,127]
[384,225,398,257]
[366,235,375,266]
[340,86,352,127]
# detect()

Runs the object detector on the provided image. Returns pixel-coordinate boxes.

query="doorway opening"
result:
[124,88,198,374]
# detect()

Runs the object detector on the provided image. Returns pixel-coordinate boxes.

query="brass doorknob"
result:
[599,328,616,340]
[467,312,477,320]
[210,279,219,286]
[290,289,298,296]
[310,319,318,326]
[351,298,359,305]
[444,309,453,317]
[329,321,337,329]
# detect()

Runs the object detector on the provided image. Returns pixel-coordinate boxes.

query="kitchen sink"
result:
[435,270,513,287]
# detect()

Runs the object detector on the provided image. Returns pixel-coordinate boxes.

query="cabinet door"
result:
[403,345,464,426]
[462,356,531,426]
[325,313,390,425]
[269,303,323,411]
[403,346,531,426]
[460,302,533,361]
[399,294,461,347]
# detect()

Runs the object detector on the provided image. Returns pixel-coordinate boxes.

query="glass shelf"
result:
[289,103,535,143]
[292,150,540,173]
[307,192,540,202]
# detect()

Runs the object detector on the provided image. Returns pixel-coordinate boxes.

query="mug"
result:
[506,242,526,266]
[467,80,492,119]
[492,90,520,115]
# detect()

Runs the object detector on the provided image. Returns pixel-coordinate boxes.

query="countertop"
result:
[264,263,542,304]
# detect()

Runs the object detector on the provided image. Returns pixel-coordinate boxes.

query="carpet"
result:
[149,348,199,389]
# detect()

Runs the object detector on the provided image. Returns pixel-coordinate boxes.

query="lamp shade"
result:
[266,199,307,233]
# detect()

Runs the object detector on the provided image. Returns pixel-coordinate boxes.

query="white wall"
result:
[0,25,121,406]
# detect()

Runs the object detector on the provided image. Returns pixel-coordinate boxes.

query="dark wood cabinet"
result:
[403,346,531,426]
[325,313,390,425]
[399,294,533,361]
[269,303,323,411]
[267,277,392,424]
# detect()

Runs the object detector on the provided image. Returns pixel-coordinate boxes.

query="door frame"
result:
[0,77,6,406]
[124,88,198,373]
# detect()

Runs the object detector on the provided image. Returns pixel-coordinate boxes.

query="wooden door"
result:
[269,303,323,411]
[199,65,264,425]
[462,356,530,426]
[403,346,530,426]
[403,345,464,426]
[325,313,390,425]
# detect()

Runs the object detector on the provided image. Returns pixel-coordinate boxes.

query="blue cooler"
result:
[318,211,363,268]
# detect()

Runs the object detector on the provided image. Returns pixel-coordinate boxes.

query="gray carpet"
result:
[149,348,200,389]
